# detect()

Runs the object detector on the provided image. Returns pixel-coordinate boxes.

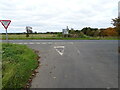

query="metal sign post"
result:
[5,28,8,42]
[0,20,11,43]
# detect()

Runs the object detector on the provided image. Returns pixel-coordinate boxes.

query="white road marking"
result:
[54,46,65,56]
[54,46,64,48]
[48,42,52,44]
[23,43,28,44]
[60,42,65,44]
[42,42,46,44]
[36,42,41,44]
[18,43,23,44]
[77,50,80,54]
[69,42,73,44]
[29,42,34,44]
[11,42,74,45]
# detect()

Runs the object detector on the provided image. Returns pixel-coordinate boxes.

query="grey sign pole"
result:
[5,28,8,43]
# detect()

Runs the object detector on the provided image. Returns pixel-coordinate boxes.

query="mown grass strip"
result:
[2,43,38,89]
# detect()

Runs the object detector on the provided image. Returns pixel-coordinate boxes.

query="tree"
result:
[105,27,118,36]
[99,27,118,37]
[89,30,95,36]
[86,28,91,36]
[79,32,85,38]
[75,30,80,33]
[57,32,62,37]
[111,17,120,35]
[29,30,33,33]
[69,28,75,34]
[26,26,32,37]
[93,30,100,37]
[81,27,90,34]
[26,30,29,37]
[34,31,37,34]
[99,30,106,37]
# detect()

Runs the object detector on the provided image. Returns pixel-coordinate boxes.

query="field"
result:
[2,43,38,89]
[0,34,119,40]
[1,34,57,40]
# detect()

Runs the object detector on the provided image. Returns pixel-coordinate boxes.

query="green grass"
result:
[2,43,38,89]
[0,34,119,40]
[0,43,2,90]
[1,34,57,40]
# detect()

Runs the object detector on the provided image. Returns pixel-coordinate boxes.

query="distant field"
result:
[0,34,119,40]
[0,34,57,40]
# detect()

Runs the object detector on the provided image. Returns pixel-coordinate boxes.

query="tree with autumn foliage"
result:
[100,27,118,37]
[111,17,120,36]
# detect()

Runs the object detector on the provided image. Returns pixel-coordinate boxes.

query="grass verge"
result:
[0,43,2,90]
[2,43,39,89]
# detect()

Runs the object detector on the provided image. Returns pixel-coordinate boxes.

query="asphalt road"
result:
[2,40,119,88]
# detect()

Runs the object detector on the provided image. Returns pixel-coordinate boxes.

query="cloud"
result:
[0,0,119,33]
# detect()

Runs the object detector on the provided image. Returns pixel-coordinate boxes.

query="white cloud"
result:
[0,0,119,33]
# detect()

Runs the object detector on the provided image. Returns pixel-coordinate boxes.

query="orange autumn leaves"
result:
[100,27,118,36]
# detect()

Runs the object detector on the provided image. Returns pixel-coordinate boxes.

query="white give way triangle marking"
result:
[54,46,65,56]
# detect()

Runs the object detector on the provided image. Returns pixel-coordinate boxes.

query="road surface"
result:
[2,40,119,88]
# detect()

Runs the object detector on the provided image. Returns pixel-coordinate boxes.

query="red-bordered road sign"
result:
[0,20,11,29]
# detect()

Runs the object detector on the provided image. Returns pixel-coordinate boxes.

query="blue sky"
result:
[0,0,119,33]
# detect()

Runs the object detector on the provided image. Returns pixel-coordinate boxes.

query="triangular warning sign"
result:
[0,20,11,29]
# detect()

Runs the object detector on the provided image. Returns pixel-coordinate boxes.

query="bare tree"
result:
[26,26,33,37]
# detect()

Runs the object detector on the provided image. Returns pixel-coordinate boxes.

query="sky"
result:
[0,0,119,33]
